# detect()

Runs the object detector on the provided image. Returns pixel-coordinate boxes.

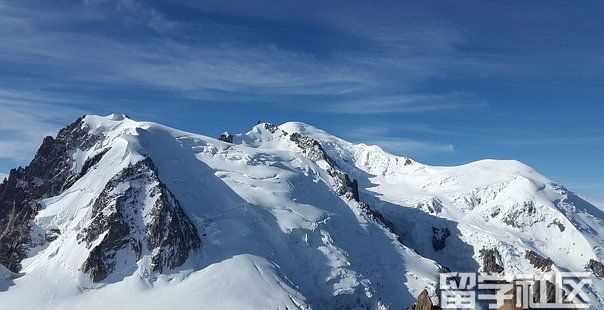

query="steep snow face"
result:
[78,157,201,282]
[1,116,603,309]
[275,121,604,308]
[0,116,440,310]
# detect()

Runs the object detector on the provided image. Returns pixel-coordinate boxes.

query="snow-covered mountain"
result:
[0,114,603,310]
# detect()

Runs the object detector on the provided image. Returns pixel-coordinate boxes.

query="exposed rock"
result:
[258,121,280,134]
[502,201,543,228]
[357,202,389,226]
[416,290,434,310]
[350,179,360,202]
[480,248,504,274]
[78,158,200,282]
[289,132,361,202]
[431,227,450,251]
[290,132,329,163]
[80,148,110,178]
[463,192,482,209]
[406,289,440,310]
[45,228,61,242]
[0,116,100,272]
[417,198,443,215]
[490,207,501,218]
[587,259,604,278]
[525,250,553,271]
[218,132,233,143]
[287,130,403,244]
[146,180,201,273]
[327,167,358,200]
[437,264,451,273]
[547,218,566,232]
[64,147,111,189]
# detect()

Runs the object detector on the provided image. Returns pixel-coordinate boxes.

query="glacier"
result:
[0,114,602,309]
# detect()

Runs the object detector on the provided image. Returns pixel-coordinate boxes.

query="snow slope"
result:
[0,115,602,309]
[277,121,604,308]
[0,115,440,310]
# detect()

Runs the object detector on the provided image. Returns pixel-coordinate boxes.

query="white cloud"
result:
[0,1,484,112]
[0,89,83,161]
[370,138,455,155]
[0,172,6,181]
[344,126,455,157]
[323,93,486,114]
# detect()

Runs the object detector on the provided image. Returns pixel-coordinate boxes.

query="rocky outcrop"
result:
[259,121,281,134]
[78,158,200,282]
[480,248,504,274]
[286,130,406,243]
[0,116,100,272]
[547,218,566,232]
[502,201,543,228]
[45,228,61,242]
[406,289,440,310]
[431,227,450,251]
[289,132,360,202]
[218,132,233,143]
[587,259,604,278]
[525,250,553,271]
[289,132,329,163]
[417,198,443,215]
[0,115,200,281]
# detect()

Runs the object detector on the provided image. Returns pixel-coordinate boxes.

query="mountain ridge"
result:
[0,114,603,309]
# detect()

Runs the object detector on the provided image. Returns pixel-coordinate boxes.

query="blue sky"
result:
[0,0,602,206]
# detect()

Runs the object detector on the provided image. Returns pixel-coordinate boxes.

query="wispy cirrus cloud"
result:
[0,0,485,167]
[0,0,483,111]
[369,138,455,155]
[322,92,486,114]
[344,126,455,156]
[0,89,83,161]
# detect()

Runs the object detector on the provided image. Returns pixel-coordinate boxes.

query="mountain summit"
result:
[1,114,603,309]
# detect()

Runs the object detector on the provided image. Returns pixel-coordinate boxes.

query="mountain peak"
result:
[1,115,603,309]
[105,113,128,121]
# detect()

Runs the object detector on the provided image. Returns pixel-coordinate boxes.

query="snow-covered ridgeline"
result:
[0,114,602,309]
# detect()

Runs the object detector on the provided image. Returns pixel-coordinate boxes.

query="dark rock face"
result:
[79,148,110,179]
[480,248,504,274]
[327,167,359,201]
[547,218,566,232]
[287,130,405,243]
[502,201,542,228]
[525,250,553,271]
[45,228,61,242]
[431,227,451,251]
[417,198,443,215]
[406,289,440,310]
[289,132,359,201]
[290,132,329,163]
[78,158,200,282]
[218,132,233,143]
[587,259,604,278]
[259,121,280,134]
[416,290,438,310]
[0,116,100,272]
